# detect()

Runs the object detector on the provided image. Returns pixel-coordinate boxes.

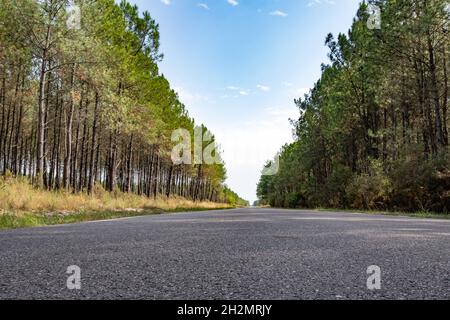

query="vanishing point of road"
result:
[1,208,449,299]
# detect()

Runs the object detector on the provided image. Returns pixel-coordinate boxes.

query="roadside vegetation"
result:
[0,0,248,225]
[316,208,450,220]
[257,0,450,214]
[0,175,234,229]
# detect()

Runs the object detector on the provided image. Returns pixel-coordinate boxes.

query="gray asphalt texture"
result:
[1,208,450,300]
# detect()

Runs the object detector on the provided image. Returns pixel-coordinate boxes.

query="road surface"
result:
[0,208,449,299]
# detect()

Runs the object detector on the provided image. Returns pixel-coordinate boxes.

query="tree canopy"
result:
[257,0,450,213]
[0,0,247,206]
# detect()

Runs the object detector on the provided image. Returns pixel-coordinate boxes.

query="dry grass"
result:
[0,176,231,228]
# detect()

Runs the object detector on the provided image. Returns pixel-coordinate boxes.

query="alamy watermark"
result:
[66,4,81,30]
[171,127,222,166]
[66,265,81,290]
[62,263,381,293]
[171,128,280,176]
[366,265,382,290]
[367,4,381,30]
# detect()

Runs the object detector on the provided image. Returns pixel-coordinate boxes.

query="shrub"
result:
[284,192,302,208]
[346,160,392,210]
[326,164,353,208]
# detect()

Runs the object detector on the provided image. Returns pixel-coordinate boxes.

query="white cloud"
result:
[224,86,250,97]
[197,3,209,10]
[257,84,270,92]
[307,0,336,7]
[174,86,211,106]
[161,0,171,5]
[270,10,288,17]
[227,0,239,6]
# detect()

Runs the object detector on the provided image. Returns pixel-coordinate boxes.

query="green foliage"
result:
[220,186,249,207]
[346,160,392,210]
[0,0,245,206]
[257,0,450,214]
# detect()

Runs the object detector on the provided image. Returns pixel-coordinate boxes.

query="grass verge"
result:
[316,208,450,220]
[0,176,233,230]
[0,207,233,230]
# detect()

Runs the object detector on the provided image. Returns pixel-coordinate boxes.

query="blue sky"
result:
[128,0,361,203]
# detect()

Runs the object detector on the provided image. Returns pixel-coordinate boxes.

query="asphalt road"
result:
[0,208,450,300]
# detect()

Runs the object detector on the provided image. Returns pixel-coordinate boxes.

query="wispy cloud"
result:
[174,86,212,106]
[307,0,336,7]
[270,10,288,17]
[161,0,171,5]
[227,0,239,7]
[257,84,271,92]
[197,3,210,10]
[223,86,250,98]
